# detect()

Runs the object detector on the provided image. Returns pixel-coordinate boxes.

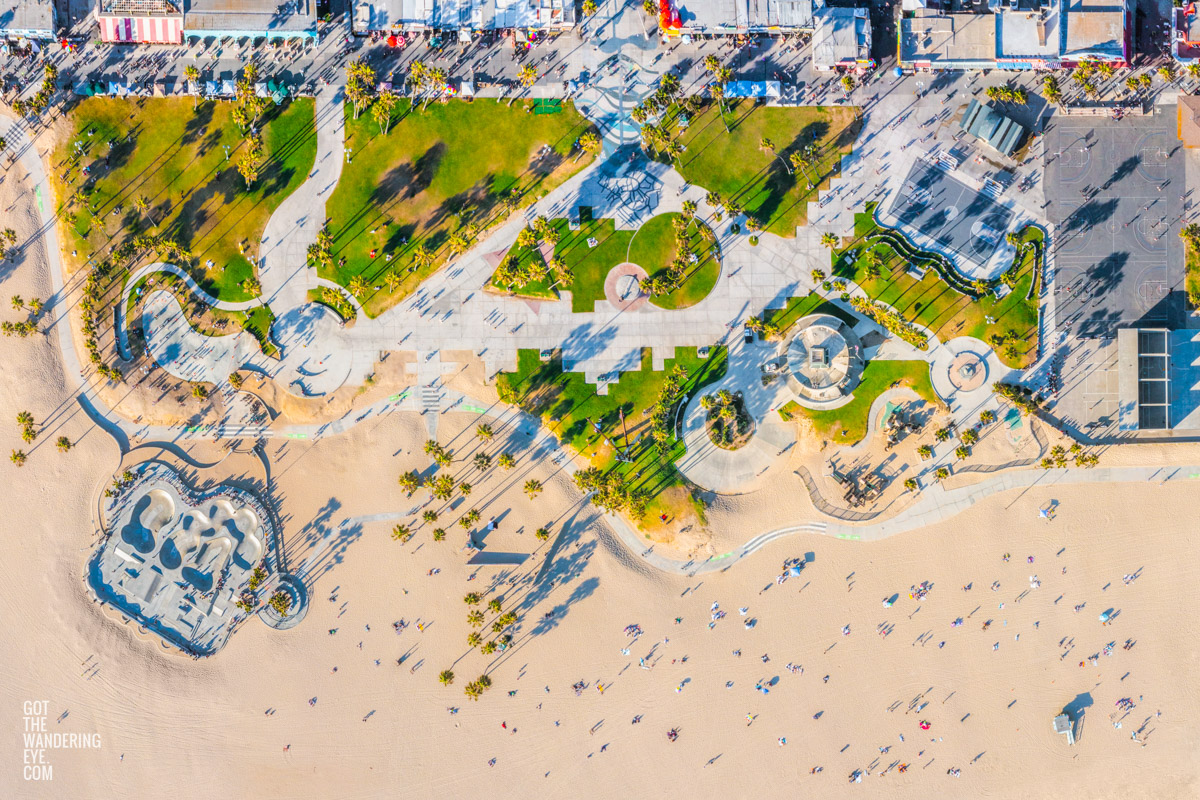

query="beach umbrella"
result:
[893,67,903,78]
[787,566,802,577]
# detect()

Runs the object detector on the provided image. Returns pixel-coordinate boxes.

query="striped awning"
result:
[100,16,183,44]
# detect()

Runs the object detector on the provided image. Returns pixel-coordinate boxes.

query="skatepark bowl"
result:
[89,462,278,655]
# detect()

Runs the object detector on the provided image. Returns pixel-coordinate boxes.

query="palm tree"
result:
[535,527,550,541]
[464,592,482,605]
[518,64,538,89]
[577,131,601,162]
[476,423,494,441]
[464,681,483,700]
[383,270,401,292]
[438,669,455,686]
[474,452,491,471]
[411,244,433,271]
[433,528,446,541]
[398,469,421,496]
[371,90,399,135]
[391,523,411,542]
[488,598,502,614]
[10,295,22,311]
[582,0,598,14]
[55,436,71,453]
[184,65,200,108]
[789,145,817,189]
[498,453,516,470]
[134,195,151,225]
[466,632,482,649]
[820,232,839,249]
[241,277,261,295]
[481,641,497,655]
[524,479,543,499]
[458,482,472,497]
[759,137,792,175]
[477,674,493,690]
[348,276,368,297]
[10,449,26,467]
[423,509,438,524]
[468,610,485,628]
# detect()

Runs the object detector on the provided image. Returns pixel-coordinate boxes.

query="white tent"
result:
[901,0,926,9]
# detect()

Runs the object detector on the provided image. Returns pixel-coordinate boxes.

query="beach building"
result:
[670,0,814,35]
[900,10,996,71]
[900,0,1128,71]
[96,0,184,44]
[0,0,57,40]
[1173,3,1200,63]
[183,0,318,41]
[811,7,872,71]
[352,0,573,33]
[960,98,1027,156]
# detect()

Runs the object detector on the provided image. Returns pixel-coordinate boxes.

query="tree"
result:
[56,436,71,453]
[398,470,422,496]
[464,681,483,701]
[10,449,26,467]
[820,232,839,249]
[980,410,996,425]
[192,384,209,400]
[524,479,543,499]
[840,74,856,95]
[411,244,434,271]
[346,59,377,120]
[184,65,200,108]
[433,528,446,541]
[465,592,482,605]
[518,65,538,89]
[467,632,482,649]
[583,0,598,14]
[391,523,411,542]
[474,452,492,472]
[578,130,601,161]
[468,610,485,628]
[478,674,493,690]
[10,295,22,311]
[439,669,455,686]
[789,145,818,188]
[498,453,516,470]
[481,641,497,655]
[384,270,401,292]
[476,423,494,441]
[237,148,261,189]
[458,482,472,497]
[371,90,399,135]
[241,277,261,295]
[904,478,918,492]
[431,474,455,501]
[423,509,438,524]
[535,527,550,541]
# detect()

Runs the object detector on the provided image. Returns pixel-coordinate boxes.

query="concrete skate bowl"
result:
[119,489,176,554]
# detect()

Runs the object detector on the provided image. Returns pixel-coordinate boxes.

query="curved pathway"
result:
[116,261,263,359]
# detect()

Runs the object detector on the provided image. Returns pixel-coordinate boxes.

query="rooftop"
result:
[812,7,872,68]
[960,98,1028,156]
[0,0,55,34]
[184,0,316,32]
[998,5,1061,58]
[901,11,997,65]
[678,0,814,32]
[1179,96,1200,148]
[1061,0,1126,59]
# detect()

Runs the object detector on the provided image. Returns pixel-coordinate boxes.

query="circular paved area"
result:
[603,262,650,312]
[947,351,987,392]
[273,303,353,397]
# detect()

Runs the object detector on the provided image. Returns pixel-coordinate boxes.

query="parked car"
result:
[743,324,755,344]
[697,346,711,359]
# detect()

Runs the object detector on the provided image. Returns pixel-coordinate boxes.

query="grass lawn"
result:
[498,347,728,519]
[52,97,317,302]
[832,206,1042,368]
[628,213,720,309]
[780,360,937,444]
[1187,244,1200,308]
[672,101,860,237]
[758,293,859,335]
[491,212,721,311]
[326,99,597,316]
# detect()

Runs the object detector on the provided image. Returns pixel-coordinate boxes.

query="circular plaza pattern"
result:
[603,262,650,312]
[947,351,987,392]
[783,314,864,408]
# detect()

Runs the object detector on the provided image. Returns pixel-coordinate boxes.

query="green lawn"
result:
[758,293,859,336]
[491,212,721,311]
[498,347,728,518]
[52,97,317,301]
[1187,244,1200,307]
[628,213,720,309]
[672,101,860,237]
[780,360,937,444]
[832,207,1042,368]
[326,99,597,316]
